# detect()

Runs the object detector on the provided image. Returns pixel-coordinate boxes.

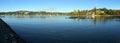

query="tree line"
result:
[0,8,120,16]
[71,8,120,16]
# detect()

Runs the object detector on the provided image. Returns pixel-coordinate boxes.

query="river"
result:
[1,14,120,43]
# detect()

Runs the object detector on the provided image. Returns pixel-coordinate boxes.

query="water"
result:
[1,14,120,43]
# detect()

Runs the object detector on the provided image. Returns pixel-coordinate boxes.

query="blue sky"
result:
[0,0,120,12]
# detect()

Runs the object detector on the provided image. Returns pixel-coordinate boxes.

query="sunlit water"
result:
[1,14,120,43]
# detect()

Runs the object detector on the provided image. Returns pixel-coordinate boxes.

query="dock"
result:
[0,18,25,43]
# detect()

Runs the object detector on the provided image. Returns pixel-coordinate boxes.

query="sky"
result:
[0,0,120,12]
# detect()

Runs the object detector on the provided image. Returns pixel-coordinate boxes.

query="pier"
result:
[0,19,25,43]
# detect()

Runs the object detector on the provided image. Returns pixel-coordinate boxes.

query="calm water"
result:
[1,14,120,43]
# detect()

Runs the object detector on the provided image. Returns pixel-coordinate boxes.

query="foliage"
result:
[0,8,120,16]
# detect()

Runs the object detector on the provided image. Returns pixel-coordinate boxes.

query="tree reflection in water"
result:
[68,15,120,24]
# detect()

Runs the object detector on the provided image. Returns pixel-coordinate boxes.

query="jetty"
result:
[0,19,25,43]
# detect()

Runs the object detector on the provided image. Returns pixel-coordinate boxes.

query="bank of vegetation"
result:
[0,7,120,16]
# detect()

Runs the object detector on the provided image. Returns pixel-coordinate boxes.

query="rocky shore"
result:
[0,19,25,43]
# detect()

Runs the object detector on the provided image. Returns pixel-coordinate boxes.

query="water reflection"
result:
[69,16,120,24]
[0,14,68,19]
[1,14,120,24]
[1,14,120,43]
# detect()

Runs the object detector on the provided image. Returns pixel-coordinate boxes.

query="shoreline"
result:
[0,18,25,43]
